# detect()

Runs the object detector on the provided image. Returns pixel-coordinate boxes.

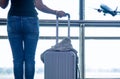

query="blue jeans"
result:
[7,16,39,79]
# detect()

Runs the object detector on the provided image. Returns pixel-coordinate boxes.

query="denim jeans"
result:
[7,16,39,79]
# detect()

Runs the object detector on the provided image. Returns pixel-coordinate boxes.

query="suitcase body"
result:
[41,13,79,79]
[44,51,77,79]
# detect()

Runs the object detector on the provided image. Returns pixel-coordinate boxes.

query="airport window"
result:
[0,0,79,79]
[1,0,120,79]
[85,27,120,78]
[85,0,120,20]
[84,0,120,78]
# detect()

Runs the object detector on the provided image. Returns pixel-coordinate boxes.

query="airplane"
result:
[94,4,120,16]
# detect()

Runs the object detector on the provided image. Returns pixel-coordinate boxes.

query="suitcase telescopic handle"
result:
[56,13,70,44]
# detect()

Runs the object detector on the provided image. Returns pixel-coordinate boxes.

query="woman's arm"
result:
[35,0,66,17]
[0,0,9,9]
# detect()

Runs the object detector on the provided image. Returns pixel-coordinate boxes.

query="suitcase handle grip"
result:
[56,13,70,44]
[57,13,70,18]
[65,13,70,18]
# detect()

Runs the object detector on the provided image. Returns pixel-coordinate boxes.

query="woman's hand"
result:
[56,10,66,18]
[0,0,9,9]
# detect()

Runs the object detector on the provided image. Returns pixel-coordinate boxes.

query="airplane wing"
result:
[93,8,103,12]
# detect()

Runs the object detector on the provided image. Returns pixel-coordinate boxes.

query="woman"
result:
[0,0,66,79]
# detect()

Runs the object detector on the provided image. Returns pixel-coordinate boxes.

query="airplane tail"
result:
[115,6,118,11]
[114,6,120,14]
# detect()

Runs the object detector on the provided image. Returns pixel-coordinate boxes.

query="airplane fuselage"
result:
[100,4,117,16]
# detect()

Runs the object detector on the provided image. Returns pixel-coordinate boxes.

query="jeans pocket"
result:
[23,17,39,34]
[7,16,20,33]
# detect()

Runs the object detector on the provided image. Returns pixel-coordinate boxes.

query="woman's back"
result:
[8,0,38,17]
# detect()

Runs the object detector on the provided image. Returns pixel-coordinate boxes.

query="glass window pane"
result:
[85,40,120,78]
[85,0,120,20]
[85,26,120,78]
[0,39,13,79]
[0,0,79,20]
[37,0,79,20]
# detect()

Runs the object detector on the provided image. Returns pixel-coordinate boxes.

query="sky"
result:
[85,0,120,20]
[1,0,120,20]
